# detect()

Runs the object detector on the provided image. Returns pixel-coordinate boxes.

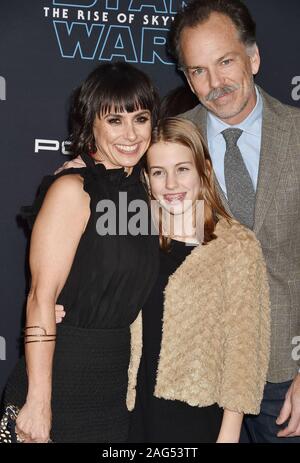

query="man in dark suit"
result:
[171,0,300,442]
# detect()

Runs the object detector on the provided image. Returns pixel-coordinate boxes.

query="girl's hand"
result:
[55,304,66,323]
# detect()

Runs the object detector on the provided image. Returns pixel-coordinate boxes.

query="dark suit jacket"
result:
[181,87,300,382]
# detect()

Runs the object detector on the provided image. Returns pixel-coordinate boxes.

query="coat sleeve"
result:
[218,233,271,415]
[126,311,143,411]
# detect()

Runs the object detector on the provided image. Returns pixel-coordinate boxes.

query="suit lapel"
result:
[253,90,292,234]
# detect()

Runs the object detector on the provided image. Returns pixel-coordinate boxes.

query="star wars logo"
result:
[43,0,187,64]
[292,76,300,102]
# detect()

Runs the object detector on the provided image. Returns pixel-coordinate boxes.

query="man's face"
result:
[179,13,260,125]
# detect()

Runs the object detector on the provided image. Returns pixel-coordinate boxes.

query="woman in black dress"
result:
[1,62,159,443]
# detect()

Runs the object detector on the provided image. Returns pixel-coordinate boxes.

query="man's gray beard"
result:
[202,79,255,120]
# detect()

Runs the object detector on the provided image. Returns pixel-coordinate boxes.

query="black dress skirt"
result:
[129,239,223,443]
[3,159,159,443]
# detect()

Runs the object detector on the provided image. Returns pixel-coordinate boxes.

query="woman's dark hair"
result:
[68,62,160,157]
[159,85,199,119]
[169,0,257,64]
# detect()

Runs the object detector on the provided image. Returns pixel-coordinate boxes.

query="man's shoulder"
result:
[259,87,300,123]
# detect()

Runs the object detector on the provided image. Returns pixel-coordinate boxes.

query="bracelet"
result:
[23,325,56,344]
[25,339,56,344]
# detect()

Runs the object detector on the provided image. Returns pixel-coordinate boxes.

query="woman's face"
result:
[146,141,201,215]
[93,108,152,171]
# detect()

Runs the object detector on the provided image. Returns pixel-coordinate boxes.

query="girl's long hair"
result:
[144,117,231,249]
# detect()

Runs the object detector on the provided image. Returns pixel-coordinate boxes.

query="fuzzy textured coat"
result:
[127,218,270,415]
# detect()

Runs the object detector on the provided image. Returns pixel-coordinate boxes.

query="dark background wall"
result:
[0,0,300,396]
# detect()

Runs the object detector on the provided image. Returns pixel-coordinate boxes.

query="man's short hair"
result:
[169,0,256,64]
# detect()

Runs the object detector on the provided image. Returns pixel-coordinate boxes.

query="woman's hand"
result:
[55,304,66,323]
[15,401,52,443]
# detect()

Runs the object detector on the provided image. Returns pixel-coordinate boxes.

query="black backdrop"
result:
[0,0,300,397]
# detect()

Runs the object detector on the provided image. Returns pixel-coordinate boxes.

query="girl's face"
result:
[146,141,201,215]
[92,108,152,172]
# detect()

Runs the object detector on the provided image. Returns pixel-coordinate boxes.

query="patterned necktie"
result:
[222,128,255,229]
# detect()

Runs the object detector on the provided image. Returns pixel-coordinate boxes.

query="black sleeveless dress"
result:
[3,159,158,443]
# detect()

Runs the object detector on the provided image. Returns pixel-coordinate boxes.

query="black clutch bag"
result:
[0,404,21,443]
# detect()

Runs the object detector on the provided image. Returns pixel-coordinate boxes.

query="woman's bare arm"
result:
[15,174,90,443]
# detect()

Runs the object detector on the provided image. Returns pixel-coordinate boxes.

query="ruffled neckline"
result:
[90,161,142,187]
[81,152,142,187]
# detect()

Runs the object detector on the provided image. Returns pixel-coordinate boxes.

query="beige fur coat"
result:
[127,218,270,415]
